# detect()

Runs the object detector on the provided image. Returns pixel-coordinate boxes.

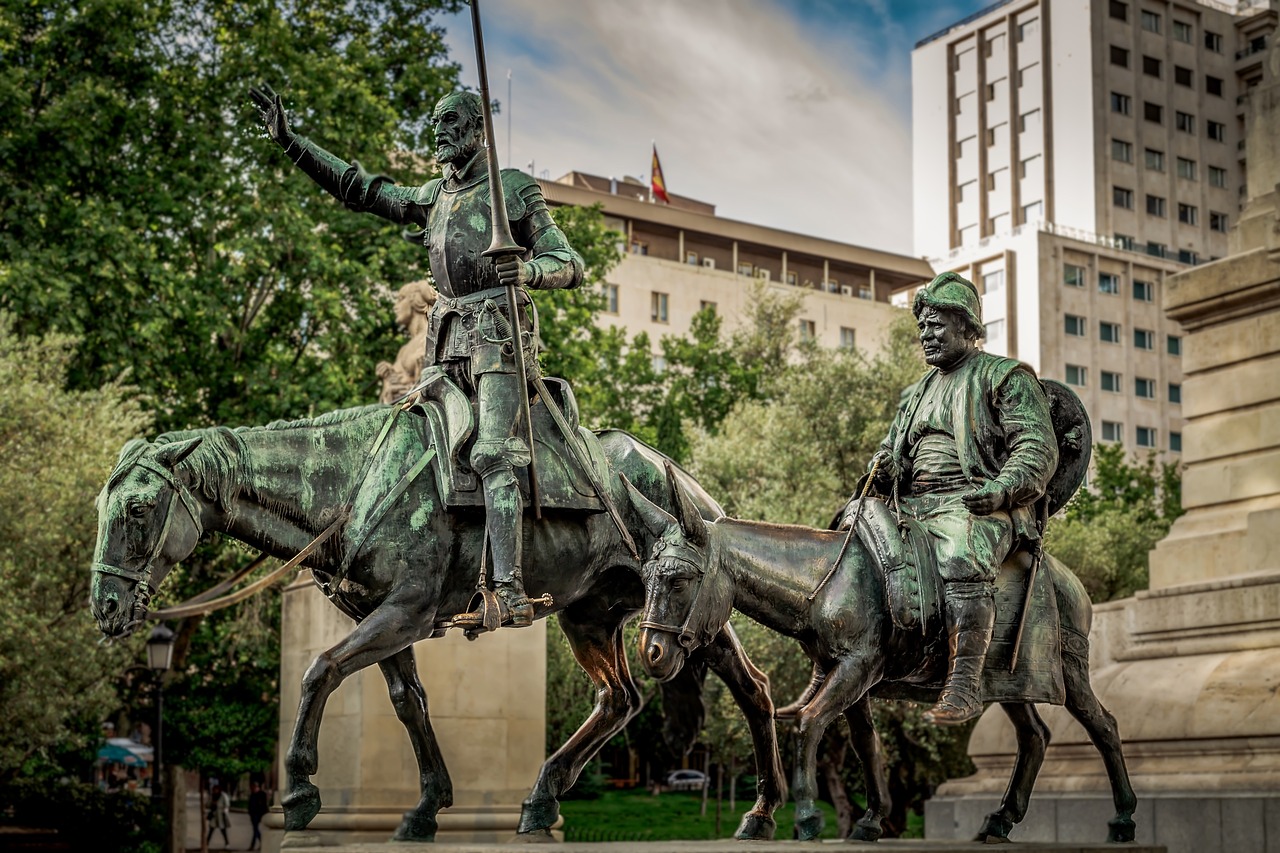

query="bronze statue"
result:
[249,82,581,628]
[377,279,437,404]
[88,414,786,840]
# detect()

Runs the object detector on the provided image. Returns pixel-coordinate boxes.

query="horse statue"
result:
[88,403,786,841]
[624,464,1137,844]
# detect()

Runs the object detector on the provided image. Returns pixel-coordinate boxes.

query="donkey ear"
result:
[619,473,676,539]
[664,462,709,549]
[153,437,203,470]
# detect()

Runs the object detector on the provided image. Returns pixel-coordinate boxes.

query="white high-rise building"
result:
[910,0,1277,459]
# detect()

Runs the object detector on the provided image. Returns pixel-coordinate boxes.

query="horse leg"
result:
[975,702,1051,842]
[704,625,786,840]
[1062,639,1137,843]
[517,608,640,841]
[283,598,427,832]
[844,696,890,841]
[376,646,453,842]
[791,655,880,841]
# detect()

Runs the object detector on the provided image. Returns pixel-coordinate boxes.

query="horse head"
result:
[622,463,731,682]
[90,436,205,638]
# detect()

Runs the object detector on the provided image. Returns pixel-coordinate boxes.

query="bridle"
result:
[637,538,713,651]
[93,458,204,598]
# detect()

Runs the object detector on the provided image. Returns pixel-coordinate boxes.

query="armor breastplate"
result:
[426,177,527,299]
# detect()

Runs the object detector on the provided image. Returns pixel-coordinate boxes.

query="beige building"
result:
[911,0,1279,459]
[539,172,935,359]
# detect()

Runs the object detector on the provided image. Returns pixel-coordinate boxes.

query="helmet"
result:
[912,271,983,335]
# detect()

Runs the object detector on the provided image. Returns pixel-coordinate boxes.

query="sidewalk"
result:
[184,791,258,851]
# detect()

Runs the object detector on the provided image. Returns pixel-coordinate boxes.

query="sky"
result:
[439,0,993,256]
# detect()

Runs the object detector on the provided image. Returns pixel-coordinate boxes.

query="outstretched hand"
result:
[963,481,1007,515]
[249,83,291,144]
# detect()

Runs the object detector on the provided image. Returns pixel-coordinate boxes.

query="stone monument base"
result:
[270,840,1164,852]
[262,805,557,852]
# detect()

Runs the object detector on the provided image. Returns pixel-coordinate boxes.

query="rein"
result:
[637,538,716,651]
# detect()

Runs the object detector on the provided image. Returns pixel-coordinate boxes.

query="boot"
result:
[482,470,533,628]
[774,664,825,721]
[923,582,995,726]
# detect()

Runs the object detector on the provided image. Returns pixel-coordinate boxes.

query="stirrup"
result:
[923,691,983,726]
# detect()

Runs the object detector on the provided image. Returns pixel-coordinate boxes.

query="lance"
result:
[469,0,541,518]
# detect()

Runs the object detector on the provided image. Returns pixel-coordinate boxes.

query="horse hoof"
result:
[1107,816,1137,843]
[391,811,438,842]
[976,812,1014,843]
[735,812,777,840]
[794,810,825,841]
[517,799,561,836]
[850,820,882,842]
[509,829,557,843]
[282,782,321,831]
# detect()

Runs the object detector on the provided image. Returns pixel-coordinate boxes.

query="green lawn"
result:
[559,788,841,841]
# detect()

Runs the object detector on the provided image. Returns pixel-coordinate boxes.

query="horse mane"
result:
[255,404,387,432]
[720,516,842,538]
[155,427,249,511]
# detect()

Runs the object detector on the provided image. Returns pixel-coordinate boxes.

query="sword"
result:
[469,0,541,518]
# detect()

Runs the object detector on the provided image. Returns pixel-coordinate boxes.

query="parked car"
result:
[663,769,707,791]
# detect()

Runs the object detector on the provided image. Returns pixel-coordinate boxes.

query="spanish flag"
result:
[651,145,670,204]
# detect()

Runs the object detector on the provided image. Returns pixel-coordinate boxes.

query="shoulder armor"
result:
[499,168,539,220]
[415,178,444,207]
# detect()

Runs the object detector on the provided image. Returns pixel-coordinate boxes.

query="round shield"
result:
[1041,379,1092,517]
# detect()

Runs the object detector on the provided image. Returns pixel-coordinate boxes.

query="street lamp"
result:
[146,624,175,807]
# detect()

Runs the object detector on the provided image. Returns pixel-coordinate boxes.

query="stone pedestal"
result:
[927,46,1280,852]
[262,574,549,851]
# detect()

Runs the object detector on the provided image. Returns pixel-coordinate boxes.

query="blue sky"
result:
[439,1,992,254]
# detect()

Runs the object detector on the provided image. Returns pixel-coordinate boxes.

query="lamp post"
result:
[146,624,175,808]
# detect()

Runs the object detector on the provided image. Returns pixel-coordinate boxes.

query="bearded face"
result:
[431,96,483,167]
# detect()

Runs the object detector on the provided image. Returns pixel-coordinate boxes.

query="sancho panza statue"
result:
[250,84,584,627]
[780,272,1059,725]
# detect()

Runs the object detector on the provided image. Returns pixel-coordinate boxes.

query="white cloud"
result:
[445,0,916,255]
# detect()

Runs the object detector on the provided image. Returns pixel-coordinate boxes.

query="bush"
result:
[0,778,162,853]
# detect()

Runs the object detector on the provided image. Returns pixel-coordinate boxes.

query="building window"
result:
[737,262,753,277]
[1102,421,1124,443]
[786,271,798,286]
[1205,31,1222,52]
[1099,273,1120,295]
[1102,371,1122,392]
[982,270,1005,295]
[1208,120,1226,142]
[1135,377,1156,398]
[1134,328,1155,349]
[1175,66,1193,87]
[1147,241,1168,258]
[1169,383,1182,403]
[1178,249,1199,265]
[1141,10,1161,32]
[1206,76,1224,97]
[1110,0,1128,21]
[1143,56,1162,77]
[1133,279,1154,301]
[651,291,669,323]
[1178,203,1198,225]
[1064,264,1086,287]
[1170,431,1183,452]
[858,285,873,300]
[686,251,698,265]
[1175,112,1195,134]
[1111,139,1133,163]
[1209,166,1228,187]
[1210,211,1229,232]
[1136,426,1158,448]
[603,283,619,314]
[1111,45,1131,67]
[1018,154,1040,178]
[1168,334,1182,355]
[1147,195,1167,217]
[1114,187,1134,209]
[840,327,856,349]
[1111,92,1132,115]
[1173,21,1192,43]
[1145,149,1165,171]
[1065,314,1087,336]
[1100,320,1122,342]
[630,240,648,255]
[699,300,718,315]
[1017,18,1038,42]
[798,319,816,342]
[1066,364,1088,387]
[1144,102,1163,123]
[652,354,667,374]
[985,319,1005,340]
[1177,157,1197,180]
[1022,200,1044,223]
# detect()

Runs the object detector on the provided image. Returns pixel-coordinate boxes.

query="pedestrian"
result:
[206,783,230,848]
[247,781,269,850]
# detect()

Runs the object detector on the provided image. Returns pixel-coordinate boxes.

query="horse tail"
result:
[658,656,710,758]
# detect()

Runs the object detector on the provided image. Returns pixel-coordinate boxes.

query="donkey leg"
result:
[975,702,1051,842]
[844,696,890,841]
[1062,640,1137,843]
[376,646,453,842]
[704,625,786,840]
[517,607,640,840]
[792,655,880,841]
[283,599,427,832]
